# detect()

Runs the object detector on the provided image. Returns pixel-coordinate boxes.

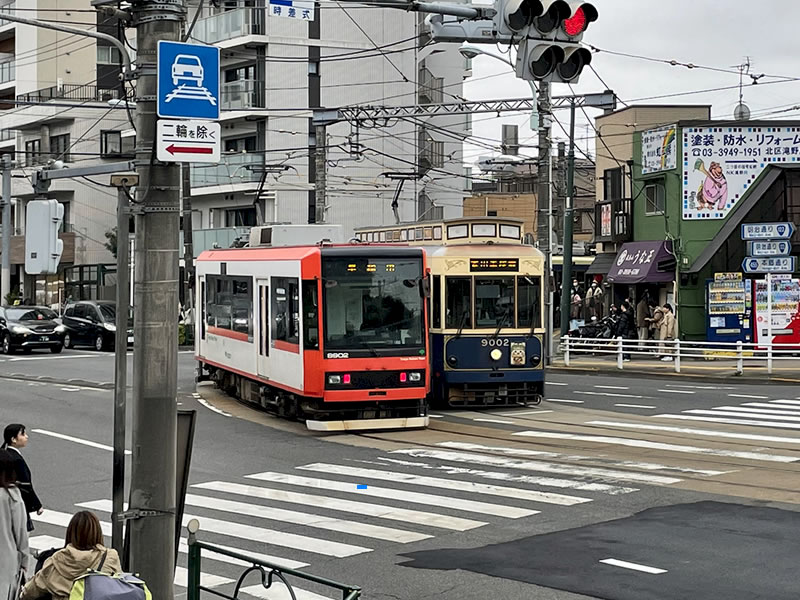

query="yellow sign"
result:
[714,272,742,282]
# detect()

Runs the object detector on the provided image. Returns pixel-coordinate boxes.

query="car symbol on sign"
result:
[172,54,204,86]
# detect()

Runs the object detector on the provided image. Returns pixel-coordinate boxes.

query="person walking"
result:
[22,511,121,600]
[659,304,677,361]
[0,449,29,600]
[2,425,43,532]
[616,302,636,361]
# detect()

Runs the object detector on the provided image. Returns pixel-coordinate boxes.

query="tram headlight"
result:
[408,371,422,382]
[530,354,541,366]
[490,348,503,361]
[447,355,458,367]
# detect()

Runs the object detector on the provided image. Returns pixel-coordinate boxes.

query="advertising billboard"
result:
[642,125,677,174]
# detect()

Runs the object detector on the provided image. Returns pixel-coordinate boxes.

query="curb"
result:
[0,373,114,389]
[546,365,800,386]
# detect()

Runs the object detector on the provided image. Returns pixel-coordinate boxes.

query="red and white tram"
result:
[195,236,430,431]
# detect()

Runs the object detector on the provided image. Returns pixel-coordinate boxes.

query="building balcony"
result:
[16,83,120,104]
[190,152,263,190]
[193,8,263,45]
[221,79,264,110]
[594,197,632,243]
[0,1,14,26]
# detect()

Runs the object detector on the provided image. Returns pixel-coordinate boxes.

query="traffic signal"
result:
[24,199,64,275]
[501,0,597,83]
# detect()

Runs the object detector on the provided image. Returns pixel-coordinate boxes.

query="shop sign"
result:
[683,126,800,221]
[642,125,677,174]
[714,272,742,282]
[600,203,612,237]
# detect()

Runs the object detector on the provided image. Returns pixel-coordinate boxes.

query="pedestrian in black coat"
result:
[2,424,43,532]
[616,303,636,360]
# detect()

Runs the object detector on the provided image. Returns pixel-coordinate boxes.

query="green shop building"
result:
[599,119,800,341]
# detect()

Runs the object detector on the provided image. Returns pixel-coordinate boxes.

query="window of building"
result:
[271,277,299,347]
[487,210,498,217]
[100,130,122,156]
[225,207,257,227]
[645,182,666,214]
[604,167,623,200]
[96,45,123,65]
[25,139,41,166]
[224,136,257,153]
[50,134,71,162]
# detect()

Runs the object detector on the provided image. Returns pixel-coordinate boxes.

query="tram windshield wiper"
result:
[455,310,469,339]
[493,310,509,339]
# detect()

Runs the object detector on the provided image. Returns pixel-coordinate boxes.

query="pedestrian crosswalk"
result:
[29,437,731,599]
[654,398,800,431]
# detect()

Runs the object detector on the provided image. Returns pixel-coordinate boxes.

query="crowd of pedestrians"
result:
[0,424,123,600]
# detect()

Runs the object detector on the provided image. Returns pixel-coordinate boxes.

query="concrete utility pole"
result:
[314,124,327,223]
[1,154,12,302]
[126,1,184,598]
[559,99,577,337]
[535,82,552,363]
[182,164,194,312]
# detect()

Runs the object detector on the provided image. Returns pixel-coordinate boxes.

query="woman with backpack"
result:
[21,511,121,600]
[0,449,29,600]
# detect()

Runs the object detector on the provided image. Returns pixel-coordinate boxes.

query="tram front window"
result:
[518,276,542,329]
[475,278,515,328]
[322,257,425,353]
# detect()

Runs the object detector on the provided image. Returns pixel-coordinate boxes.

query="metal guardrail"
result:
[561,335,800,375]
[186,522,362,600]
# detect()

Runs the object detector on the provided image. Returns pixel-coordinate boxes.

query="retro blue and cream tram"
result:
[355,218,545,408]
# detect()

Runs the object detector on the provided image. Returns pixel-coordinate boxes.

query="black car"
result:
[0,305,65,354]
[62,301,133,351]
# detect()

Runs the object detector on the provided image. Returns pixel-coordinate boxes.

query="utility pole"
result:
[558,99,577,337]
[1,154,11,302]
[535,82,552,363]
[182,164,193,313]
[127,1,184,598]
[314,124,327,223]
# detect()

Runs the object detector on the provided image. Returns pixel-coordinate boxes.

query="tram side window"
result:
[475,278,515,328]
[445,277,471,329]
[302,280,319,349]
[272,277,299,346]
[431,275,441,329]
[518,276,542,329]
[206,275,253,339]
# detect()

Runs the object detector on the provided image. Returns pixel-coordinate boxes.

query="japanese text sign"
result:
[269,0,314,20]
[642,125,677,174]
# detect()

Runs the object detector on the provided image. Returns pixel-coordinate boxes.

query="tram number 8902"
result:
[481,338,509,347]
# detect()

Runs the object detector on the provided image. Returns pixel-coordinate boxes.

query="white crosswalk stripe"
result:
[587,420,800,445]
[192,481,484,531]
[247,470,537,518]
[654,396,800,433]
[240,583,336,600]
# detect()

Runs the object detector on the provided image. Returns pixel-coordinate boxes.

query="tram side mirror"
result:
[420,275,431,299]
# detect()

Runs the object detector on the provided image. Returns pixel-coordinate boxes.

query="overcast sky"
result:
[463,1,800,166]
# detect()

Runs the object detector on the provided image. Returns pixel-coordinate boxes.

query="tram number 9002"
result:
[481,338,509,347]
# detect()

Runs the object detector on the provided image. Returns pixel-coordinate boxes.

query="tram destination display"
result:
[470,258,520,272]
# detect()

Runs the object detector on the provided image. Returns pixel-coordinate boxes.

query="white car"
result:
[172,54,204,86]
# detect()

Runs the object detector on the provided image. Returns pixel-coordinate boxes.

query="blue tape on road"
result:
[357,484,368,489]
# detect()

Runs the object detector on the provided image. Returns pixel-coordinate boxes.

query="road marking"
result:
[599,558,667,575]
[60,387,81,392]
[472,418,515,424]
[685,409,800,422]
[173,567,233,590]
[375,457,637,495]
[547,382,568,386]
[436,441,729,476]
[79,499,370,557]
[547,398,584,404]
[240,583,335,600]
[32,428,131,455]
[192,480,483,531]
[248,471,535,518]
[727,393,769,400]
[770,400,800,406]
[429,414,444,418]
[183,493,429,543]
[195,397,232,417]
[513,430,798,463]
[614,404,657,409]
[588,420,800,444]
[714,405,800,416]
[654,414,800,429]
[496,409,552,416]
[575,391,646,399]
[594,385,629,390]
[657,389,695,394]
[8,354,95,362]
[389,449,681,485]
[665,384,735,390]
[304,462,588,507]
[745,402,800,411]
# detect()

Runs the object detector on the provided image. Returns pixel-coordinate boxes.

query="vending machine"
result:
[753,275,800,350]
[706,272,752,343]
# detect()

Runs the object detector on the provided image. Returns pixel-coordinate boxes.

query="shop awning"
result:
[585,252,616,276]
[607,241,676,284]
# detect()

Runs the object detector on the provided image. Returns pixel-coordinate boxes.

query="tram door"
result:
[256,279,270,377]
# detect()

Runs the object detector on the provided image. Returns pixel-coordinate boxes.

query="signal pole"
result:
[536,82,552,363]
[126,1,184,598]
[559,99,577,337]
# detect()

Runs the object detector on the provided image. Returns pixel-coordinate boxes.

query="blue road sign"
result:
[740,222,796,240]
[746,240,792,257]
[741,256,796,274]
[157,41,219,120]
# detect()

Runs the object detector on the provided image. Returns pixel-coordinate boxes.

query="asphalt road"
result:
[2,348,800,600]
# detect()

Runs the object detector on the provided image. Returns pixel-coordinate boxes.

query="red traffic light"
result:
[563,7,586,36]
